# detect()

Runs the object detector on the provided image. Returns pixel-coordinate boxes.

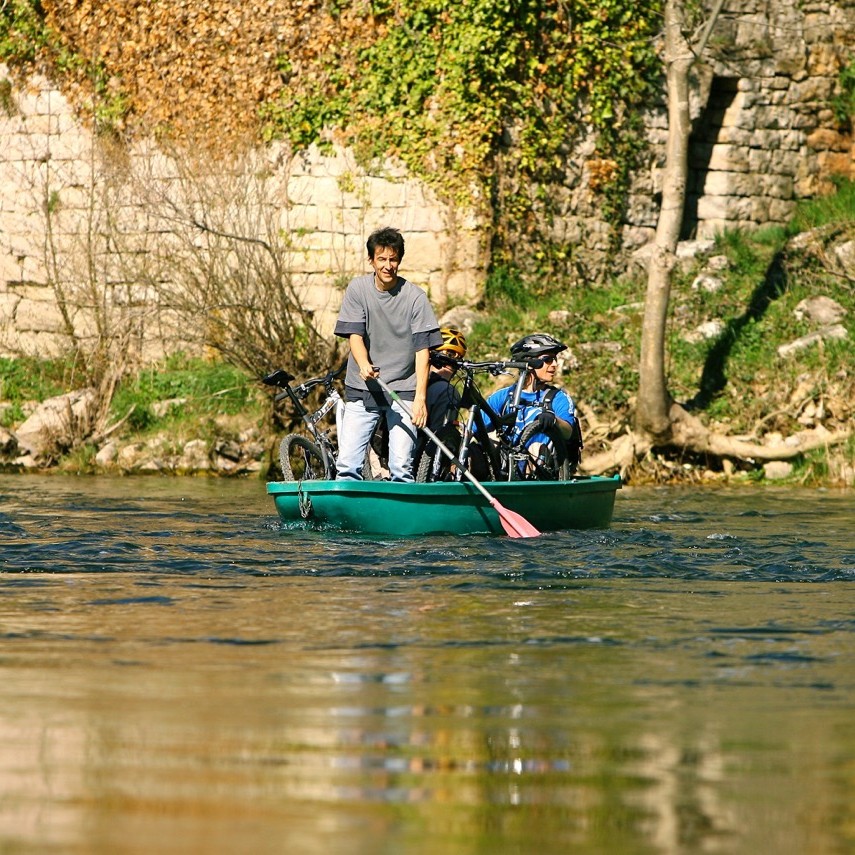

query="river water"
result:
[0,474,852,854]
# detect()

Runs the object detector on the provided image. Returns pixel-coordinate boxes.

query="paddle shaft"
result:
[372,377,540,537]
[372,379,498,502]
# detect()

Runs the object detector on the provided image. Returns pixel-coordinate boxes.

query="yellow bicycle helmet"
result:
[434,326,468,359]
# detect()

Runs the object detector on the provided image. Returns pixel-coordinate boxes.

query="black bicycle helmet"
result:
[510,333,567,359]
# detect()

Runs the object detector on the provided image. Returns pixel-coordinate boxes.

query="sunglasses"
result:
[538,354,558,365]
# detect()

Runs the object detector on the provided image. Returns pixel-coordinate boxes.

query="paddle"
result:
[373,376,541,538]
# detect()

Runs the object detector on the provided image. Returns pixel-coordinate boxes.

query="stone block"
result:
[43,132,92,163]
[313,306,339,338]
[701,170,751,196]
[751,128,783,151]
[817,151,853,177]
[768,75,792,91]
[280,203,317,233]
[747,148,774,173]
[788,77,836,104]
[0,291,20,324]
[768,198,796,220]
[755,105,795,130]
[287,174,342,207]
[286,246,360,277]
[805,43,837,74]
[309,147,355,179]
[749,196,771,221]
[714,126,754,146]
[696,218,729,240]
[402,232,444,274]
[773,150,804,176]
[764,460,793,480]
[696,195,752,220]
[760,173,794,198]
[403,203,446,233]
[806,127,848,151]
[12,297,65,333]
[295,280,341,314]
[432,231,483,272]
[443,269,483,303]
[363,176,408,210]
[707,145,750,172]
[311,205,367,236]
[791,111,822,130]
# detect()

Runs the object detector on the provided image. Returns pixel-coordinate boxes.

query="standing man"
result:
[334,227,441,481]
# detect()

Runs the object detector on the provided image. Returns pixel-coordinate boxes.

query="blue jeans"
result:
[336,399,417,482]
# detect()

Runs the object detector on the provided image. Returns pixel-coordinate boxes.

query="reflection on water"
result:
[0,475,853,853]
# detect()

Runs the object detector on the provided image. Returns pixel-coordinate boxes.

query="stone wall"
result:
[625,0,855,245]
[0,65,487,359]
[1,0,854,358]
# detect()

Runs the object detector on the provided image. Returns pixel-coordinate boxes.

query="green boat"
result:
[267,474,621,536]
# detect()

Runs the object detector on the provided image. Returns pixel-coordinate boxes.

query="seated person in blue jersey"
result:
[483,333,579,475]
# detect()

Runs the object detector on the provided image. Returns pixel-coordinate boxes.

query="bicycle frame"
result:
[263,363,346,475]
[464,358,579,482]
[444,360,533,482]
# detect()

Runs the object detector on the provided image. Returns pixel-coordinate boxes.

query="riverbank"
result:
[1,412,852,487]
[1,188,853,487]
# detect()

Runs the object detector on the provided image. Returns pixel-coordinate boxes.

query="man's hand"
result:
[537,410,557,430]
[411,396,428,428]
[359,363,379,380]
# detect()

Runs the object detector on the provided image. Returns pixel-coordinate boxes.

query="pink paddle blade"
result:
[491,499,541,538]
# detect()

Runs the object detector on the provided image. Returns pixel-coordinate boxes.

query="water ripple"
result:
[0,478,852,583]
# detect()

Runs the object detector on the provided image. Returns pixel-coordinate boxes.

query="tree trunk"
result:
[636,0,695,441]
[582,0,853,479]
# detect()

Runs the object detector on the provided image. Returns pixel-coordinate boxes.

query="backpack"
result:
[524,387,583,470]
[503,386,584,471]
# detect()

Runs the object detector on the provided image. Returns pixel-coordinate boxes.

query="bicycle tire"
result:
[516,421,571,481]
[415,425,461,482]
[467,435,500,481]
[279,435,330,481]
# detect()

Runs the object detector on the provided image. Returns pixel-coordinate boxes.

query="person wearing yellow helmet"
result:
[426,327,467,433]
[369,326,467,478]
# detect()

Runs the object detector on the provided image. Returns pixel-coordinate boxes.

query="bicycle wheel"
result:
[279,435,329,481]
[415,425,461,482]
[516,422,571,481]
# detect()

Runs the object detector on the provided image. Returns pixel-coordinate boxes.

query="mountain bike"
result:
[416,359,577,483]
[263,363,374,481]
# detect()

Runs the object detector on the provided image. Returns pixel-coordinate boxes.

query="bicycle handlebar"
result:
[457,359,537,375]
[264,359,348,397]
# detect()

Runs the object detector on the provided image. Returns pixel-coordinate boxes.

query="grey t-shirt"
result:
[334,274,441,400]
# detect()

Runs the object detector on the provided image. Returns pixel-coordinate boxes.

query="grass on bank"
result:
[473,179,855,446]
[0,353,265,437]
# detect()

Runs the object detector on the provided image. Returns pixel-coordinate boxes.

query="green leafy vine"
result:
[0,0,129,134]
[261,0,662,285]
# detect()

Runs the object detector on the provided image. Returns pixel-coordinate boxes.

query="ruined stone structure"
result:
[625,0,855,247]
[1,0,853,358]
[0,65,486,358]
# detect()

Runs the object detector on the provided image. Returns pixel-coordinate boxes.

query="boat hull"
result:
[267,475,621,536]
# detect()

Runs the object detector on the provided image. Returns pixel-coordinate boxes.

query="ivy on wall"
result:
[261,0,662,285]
